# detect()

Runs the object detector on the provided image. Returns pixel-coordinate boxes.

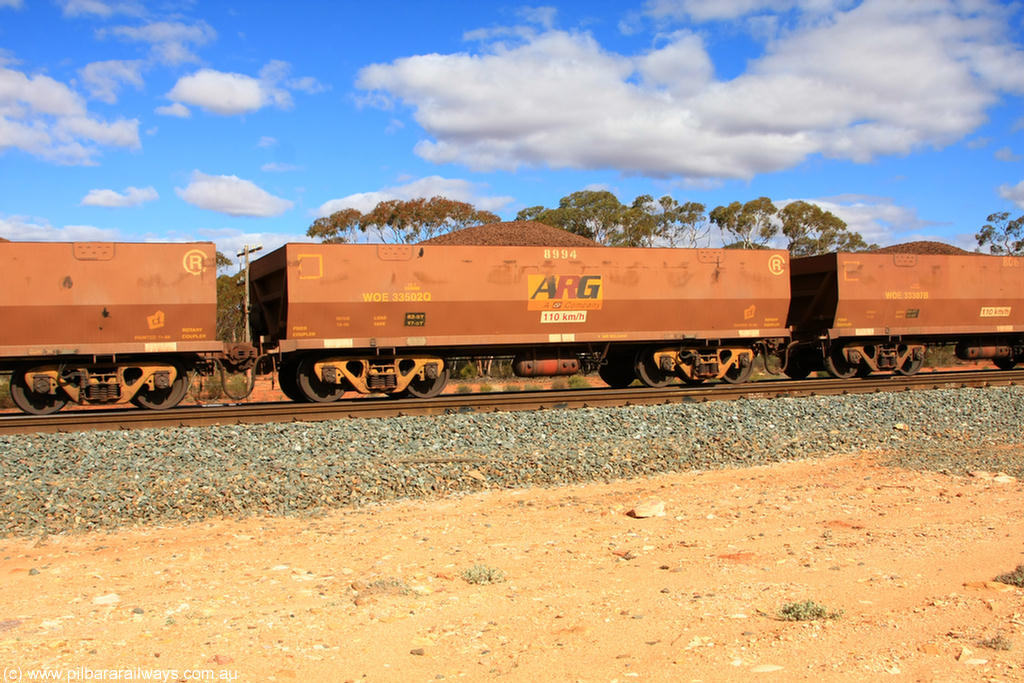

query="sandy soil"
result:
[2,453,1023,683]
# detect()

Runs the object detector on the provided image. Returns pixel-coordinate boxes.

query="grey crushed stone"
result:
[1,386,1021,536]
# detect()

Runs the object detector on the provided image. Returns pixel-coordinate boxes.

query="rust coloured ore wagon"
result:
[0,241,221,413]
[249,243,792,401]
[787,252,1024,378]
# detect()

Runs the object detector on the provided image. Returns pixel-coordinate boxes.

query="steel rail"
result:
[1,369,1021,435]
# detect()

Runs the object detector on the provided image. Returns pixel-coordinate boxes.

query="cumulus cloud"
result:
[999,181,1024,210]
[99,20,216,65]
[176,171,294,217]
[314,175,513,217]
[164,61,323,116]
[0,214,118,241]
[79,59,144,104]
[154,101,189,117]
[167,69,267,115]
[80,185,158,207]
[794,194,939,247]
[995,147,1022,162]
[356,1,1024,180]
[0,64,140,164]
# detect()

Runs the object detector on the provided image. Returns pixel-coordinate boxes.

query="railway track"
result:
[1,369,1021,435]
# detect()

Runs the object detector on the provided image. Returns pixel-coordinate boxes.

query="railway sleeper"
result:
[650,347,756,384]
[311,355,447,396]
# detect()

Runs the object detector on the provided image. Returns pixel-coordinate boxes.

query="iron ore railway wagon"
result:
[2,237,1023,414]
[786,252,1024,378]
[0,241,252,414]
[247,243,793,402]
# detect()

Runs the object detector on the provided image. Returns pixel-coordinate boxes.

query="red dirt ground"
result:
[1,453,1022,682]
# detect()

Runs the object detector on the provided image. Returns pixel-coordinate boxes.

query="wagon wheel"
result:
[131,365,189,410]
[896,355,924,376]
[634,350,672,388]
[296,357,346,403]
[9,372,69,415]
[721,357,754,384]
[405,367,450,398]
[277,358,308,403]
[993,357,1017,370]
[782,352,812,380]
[823,346,858,379]
[598,357,637,388]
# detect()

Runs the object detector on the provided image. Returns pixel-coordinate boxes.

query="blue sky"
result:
[1,0,1023,263]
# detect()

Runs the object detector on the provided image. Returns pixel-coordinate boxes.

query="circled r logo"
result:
[182,249,206,276]
[768,254,786,276]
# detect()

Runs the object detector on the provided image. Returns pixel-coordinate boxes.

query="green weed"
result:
[461,565,506,585]
[777,600,843,621]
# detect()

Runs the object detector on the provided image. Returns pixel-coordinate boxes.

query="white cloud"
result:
[995,146,1022,162]
[81,185,158,207]
[286,76,328,94]
[99,20,216,66]
[0,214,118,241]
[155,101,189,117]
[257,136,277,148]
[635,30,712,97]
[998,181,1024,210]
[57,115,139,147]
[167,69,267,115]
[58,0,142,17]
[0,64,140,164]
[793,194,938,246]
[519,6,558,29]
[357,1,1024,180]
[261,162,300,172]
[164,61,321,116]
[176,171,294,217]
[0,0,24,9]
[314,175,513,217]
[189,228,299,270]
[644,0,848,22]
[79,59,144,104]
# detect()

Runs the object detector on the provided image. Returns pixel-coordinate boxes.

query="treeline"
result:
[306,190,876,256]
[517,191,874,255]
[977,212,1024,256]
[307,196,499,245]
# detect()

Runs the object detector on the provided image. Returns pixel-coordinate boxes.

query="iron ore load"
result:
[247,243,792,401]
[1,229,1022,415]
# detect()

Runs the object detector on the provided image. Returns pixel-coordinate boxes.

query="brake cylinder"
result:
[512,353,580,377]
[955,343,1011,360]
